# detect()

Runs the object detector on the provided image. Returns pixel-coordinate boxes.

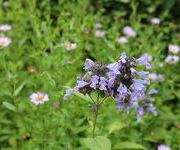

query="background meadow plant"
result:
[0,0,179,150]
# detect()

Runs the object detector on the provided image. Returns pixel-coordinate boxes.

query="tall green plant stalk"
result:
[89,94,106,138]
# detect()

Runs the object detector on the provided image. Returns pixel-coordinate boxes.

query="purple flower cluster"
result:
[64,53,157,121]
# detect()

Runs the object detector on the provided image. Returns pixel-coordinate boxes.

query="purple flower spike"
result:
[64,52,157,122]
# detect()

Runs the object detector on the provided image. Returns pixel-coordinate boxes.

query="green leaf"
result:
[82,136,111,150]
[108,121,125,134]
[3,102,17,112]
[14,81,26,97]
[74,92,92,103]
[114,142,146,150]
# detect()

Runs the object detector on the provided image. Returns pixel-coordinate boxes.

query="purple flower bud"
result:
[77,80,89,88]
[136,56,152,69]
[84,59,95,70]
[64,88,78,100]
[117,84,127,96]
[107,62,121,74]
[99,77,107,91]
[120,52,127,63]
[148,88,158,95]
[136,71,149,79]
[90,75,99,89]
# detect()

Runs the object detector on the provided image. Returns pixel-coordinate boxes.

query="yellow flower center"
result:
[172,47,177,51]
[0,40,7,44]
[36,95,44,101]
[65,44,72,49]
[2,27,8,29]
[28,68,37,72]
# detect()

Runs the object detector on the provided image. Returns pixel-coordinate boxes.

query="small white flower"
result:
[94,23,102,28]
[165,55,179,64]
[168,44,179,53]
[0,24,11,31]
[95,30,105,37]
[151,18,160,24]
[143,53,153,62]
[123,26,136,37]
[0,37,11,47]
[158,62,164,67]
[61,42,77,51]
[30,92,49,105]
[117,36,128,43]
[157,145,171,150]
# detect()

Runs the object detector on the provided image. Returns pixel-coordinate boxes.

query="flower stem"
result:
[92,103,99,138]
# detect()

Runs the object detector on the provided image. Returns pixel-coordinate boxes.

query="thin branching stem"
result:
[89,94,96,104]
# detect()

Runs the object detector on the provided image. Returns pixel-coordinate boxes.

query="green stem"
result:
[92,104,99,138]
[89,94,107,138]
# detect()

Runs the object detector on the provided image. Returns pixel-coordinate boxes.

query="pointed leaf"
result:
[114,142,146,150]
[82,136,111,150]
[3,102,17,112]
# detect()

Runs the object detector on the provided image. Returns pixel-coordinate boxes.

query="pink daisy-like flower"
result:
[0,24,11,31]
[148,73,158,80]
[30,92,49,105]
[151,18,160,24]
[157,145,171,150]
[61,42,77,51]
[94,30,105,37]
[123,26,136,37]
[94,23,102,28]
[168,44,179,53]
[0,37,11,47]
[165,55,179,64]
[117,36,128,43]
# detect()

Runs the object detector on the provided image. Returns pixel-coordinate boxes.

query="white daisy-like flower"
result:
[61,42,77,51]
[0,24,11,31]
[123,26,136,37]
[168,44,179,53]
[157,145,171,150]
[165,55,179,64]
[143,53,153,62]
[94,30,105,37]
[94,23,102,28]
[117,36,128,43]
[151,18,160,24]
[30,92,49,105]
[0,37,11,47]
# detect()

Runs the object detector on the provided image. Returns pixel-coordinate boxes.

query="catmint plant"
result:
[64,53,157,137]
